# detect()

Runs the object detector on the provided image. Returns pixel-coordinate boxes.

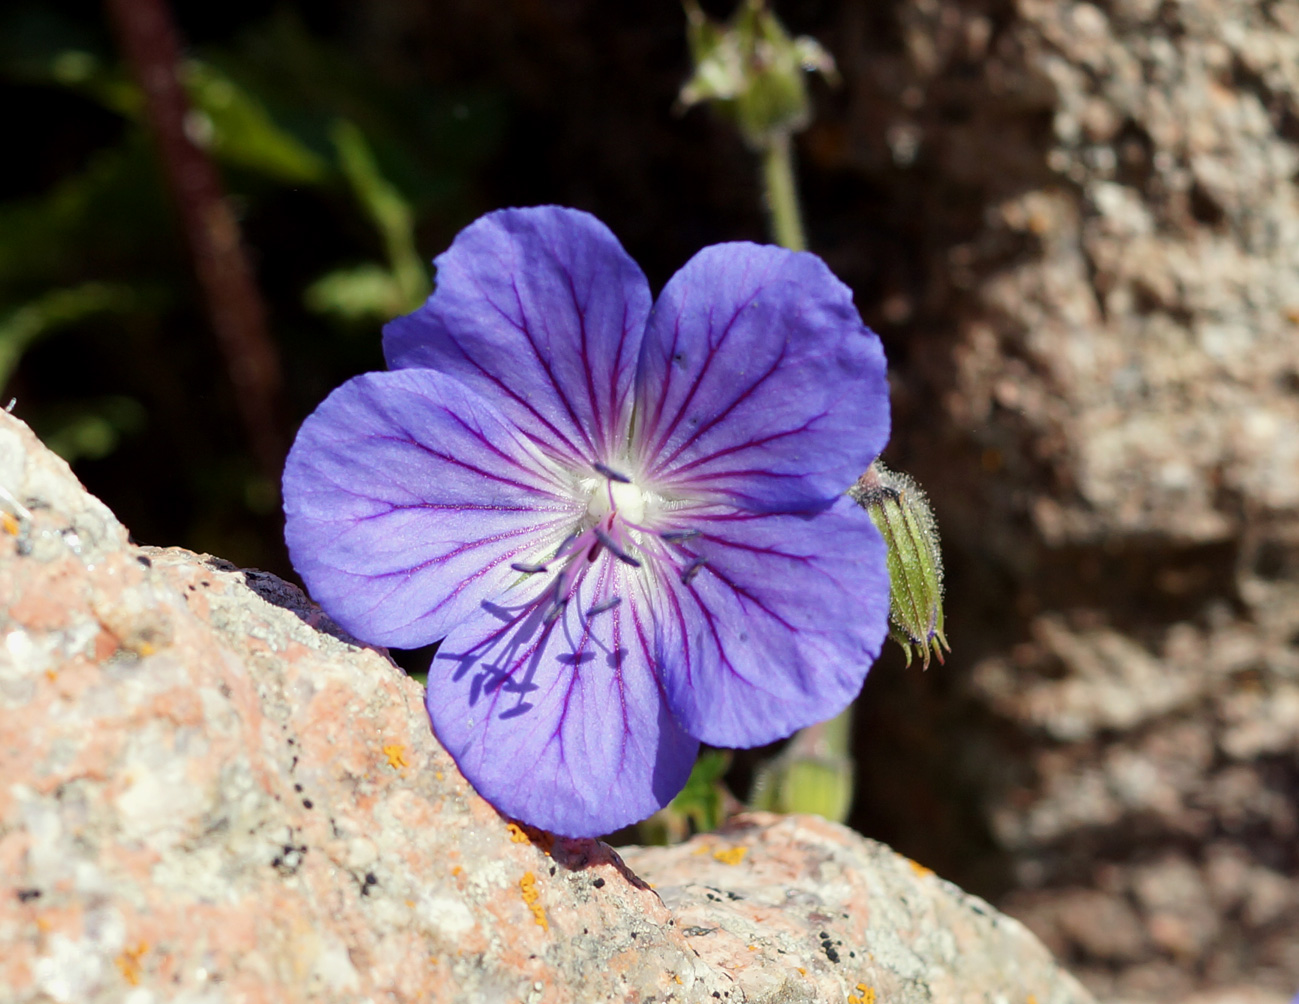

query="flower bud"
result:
[851,462,950,669]
[749,705,853,822]
[679,0,838,150]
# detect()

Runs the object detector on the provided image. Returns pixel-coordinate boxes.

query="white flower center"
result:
[585,477,649,526]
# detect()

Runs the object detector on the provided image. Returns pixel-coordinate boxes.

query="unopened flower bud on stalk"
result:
[851,462,950,669]
[678,0,837,151]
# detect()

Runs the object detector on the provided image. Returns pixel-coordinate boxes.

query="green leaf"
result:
[303,264,406,324]
[330,120,429,313]
[184,61,329,185]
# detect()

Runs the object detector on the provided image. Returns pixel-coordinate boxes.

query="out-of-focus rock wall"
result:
[798,1,1299,1000]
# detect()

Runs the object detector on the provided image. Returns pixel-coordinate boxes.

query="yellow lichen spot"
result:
[712,845,748,866]
[848,997,862,1004]
[405,899,416,908]
[505,821,555,853]
[435,770,444,780]
[907,859,934,879]
[451,865,462,876]
[519,871,548,931]
[1,513,19,535]
[856,987,877,1004]
[797,967,807,976]
[692,843,712,856]
[1028,997,1039,1004]
[675,975,683,985]
[115,942,148,986]
[1285,306,1299,325]
[747,944,758,951]
[383,744,409,770]
[44,670,57,682]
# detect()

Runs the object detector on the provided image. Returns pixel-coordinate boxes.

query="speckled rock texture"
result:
[768,3,1299,1002]
[0,410,1094,1003]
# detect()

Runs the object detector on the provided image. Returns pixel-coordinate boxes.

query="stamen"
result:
[510,561,549,574]
[543,577,569,625]
[554,529,583,557]
[592,461,632,483]
[679,556,707,585]
[594,527,642,568]
[587,596,622,616]
[660,529,700,543]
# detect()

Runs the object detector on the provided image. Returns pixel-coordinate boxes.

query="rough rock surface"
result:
[0,410,1093,1002]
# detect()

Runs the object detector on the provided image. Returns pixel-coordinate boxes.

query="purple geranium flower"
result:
[283,206,890,837]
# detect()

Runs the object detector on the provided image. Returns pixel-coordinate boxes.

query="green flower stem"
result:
[761,132,806,253]
[757,134,854,819]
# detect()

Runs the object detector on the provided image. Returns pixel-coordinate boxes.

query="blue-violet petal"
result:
[634,243,889,513]
[283,368,577,649]
[383,206,652,467]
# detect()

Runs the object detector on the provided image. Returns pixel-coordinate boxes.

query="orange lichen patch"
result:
[1028,997,1039,1004]
[854,984,877,1004]
[435,770,444,781]
[1,512,19,535]
[506,821,555,854]
[451,866,463,876]
[382,744,409,770]
[674,975,683,985]
[907,859,934,879]
[797,967,807,976]
[692,843,712,856]
[1285,306,1299,324]
[712,845,748,866]
[115,942,148,986]
[519,872,548,931]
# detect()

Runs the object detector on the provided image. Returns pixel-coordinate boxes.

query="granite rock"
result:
[0,409,1094,1002]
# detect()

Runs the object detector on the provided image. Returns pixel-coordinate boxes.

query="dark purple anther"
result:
[660,529,701,543]
[592,461,632,483]
[510,561,549,574]
[594,527,641,567]
[679,556,707,585]
[587,596,622,616]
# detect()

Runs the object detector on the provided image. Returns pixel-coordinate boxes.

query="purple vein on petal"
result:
[342,521,571,628]
[561,264,608,459]
[507,273,598,458]
[646,340,789,480]
[436,277,591,465]
[655,413,823,483]
[639,290,759,464]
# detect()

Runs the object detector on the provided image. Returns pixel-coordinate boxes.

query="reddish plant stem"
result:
[104,0,286,483]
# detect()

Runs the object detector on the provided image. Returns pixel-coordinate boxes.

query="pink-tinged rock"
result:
[0,410,1094,1003]
[622,814,1093,1004]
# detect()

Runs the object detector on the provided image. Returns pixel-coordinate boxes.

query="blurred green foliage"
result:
[0,4,503,568]
[638,749,732,844]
